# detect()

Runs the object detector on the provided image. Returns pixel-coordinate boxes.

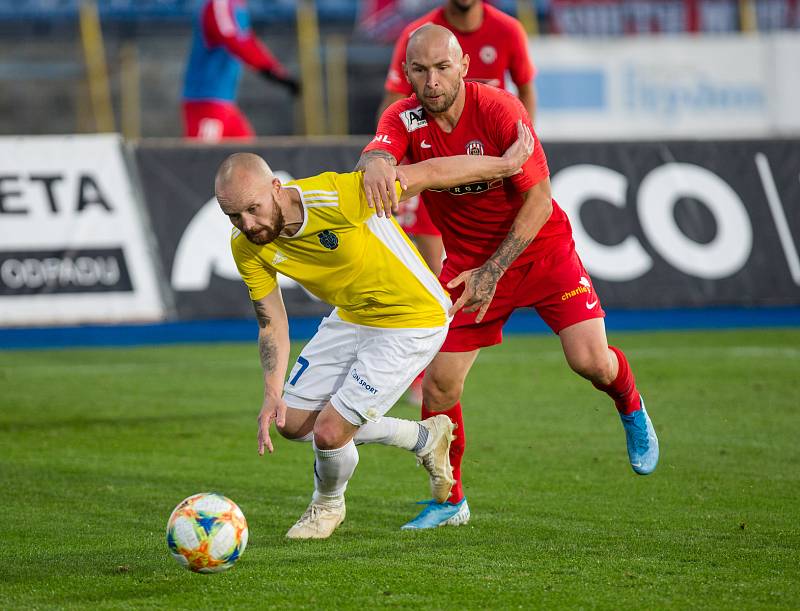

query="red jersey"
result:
[364,82,572,273]
[384,3,535,96]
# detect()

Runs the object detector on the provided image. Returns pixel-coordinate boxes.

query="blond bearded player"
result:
[358,25,659,530]
[216,127,533,539]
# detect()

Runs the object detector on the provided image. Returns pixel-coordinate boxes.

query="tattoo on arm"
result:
[488,233,533,272]
[252,300,271,329]
[354,149,397,171]
[258,333,278,373]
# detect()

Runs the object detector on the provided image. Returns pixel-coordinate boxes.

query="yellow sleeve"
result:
[336,171,403,224]
[231,236,277,301]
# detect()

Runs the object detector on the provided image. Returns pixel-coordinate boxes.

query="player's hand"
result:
[257,392,287,456]
[446,260,505,323]
[500,120,535,177]
[363,157,399,218]
[260,69,301,96]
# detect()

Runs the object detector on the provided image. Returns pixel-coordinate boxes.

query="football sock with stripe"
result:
[353,417,426,451]
[592,345,642,415]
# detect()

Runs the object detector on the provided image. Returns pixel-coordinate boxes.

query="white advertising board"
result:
[528,33,800,140]
[0,134,165,326]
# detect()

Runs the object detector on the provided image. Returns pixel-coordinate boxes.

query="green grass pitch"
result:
[1,328,798,609]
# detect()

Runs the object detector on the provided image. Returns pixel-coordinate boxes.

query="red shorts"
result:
[396,195,441,237]
[182,100,255,140]
[440,241,605,352]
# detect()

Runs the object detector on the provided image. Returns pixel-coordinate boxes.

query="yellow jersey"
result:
[231,171,450,329]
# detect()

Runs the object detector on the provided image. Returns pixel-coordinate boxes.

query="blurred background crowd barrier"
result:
[0,0,799,330]
[1,0,799,139]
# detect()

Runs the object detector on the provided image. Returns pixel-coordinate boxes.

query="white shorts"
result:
[283,310,448,426]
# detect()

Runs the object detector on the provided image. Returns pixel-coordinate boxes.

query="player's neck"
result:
[279,188,304,237]
[443,1,483,33]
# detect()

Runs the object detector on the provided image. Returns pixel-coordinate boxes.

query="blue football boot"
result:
[400,498,470,530]
[620,398,659,475]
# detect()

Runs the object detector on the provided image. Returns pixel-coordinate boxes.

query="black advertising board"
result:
[134,138,800,320]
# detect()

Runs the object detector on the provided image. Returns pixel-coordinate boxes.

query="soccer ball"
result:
[166,492,248,573]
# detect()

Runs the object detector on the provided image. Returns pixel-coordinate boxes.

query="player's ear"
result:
[271,177,282,196]
[461,54,470,79]
[402,61,410,83]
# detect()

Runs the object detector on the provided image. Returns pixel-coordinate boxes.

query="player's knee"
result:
[569,351,614,385]
[422,374,462,410]
[312,419,348,450]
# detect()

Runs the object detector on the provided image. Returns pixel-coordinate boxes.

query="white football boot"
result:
[415,415,456,503]
[285,499,346,540]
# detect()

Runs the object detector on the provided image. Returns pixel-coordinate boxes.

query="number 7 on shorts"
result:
[288,356,310,386]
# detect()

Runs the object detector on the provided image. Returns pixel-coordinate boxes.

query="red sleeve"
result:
[362,101,411,162]
[507,18,535,86]
[384,25,413,95]
[488,91,548,192]
[204,0,287,75]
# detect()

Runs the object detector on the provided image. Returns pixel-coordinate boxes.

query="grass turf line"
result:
[0,329,798,609]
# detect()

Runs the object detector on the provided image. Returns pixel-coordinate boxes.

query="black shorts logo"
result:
[317,230,339,250]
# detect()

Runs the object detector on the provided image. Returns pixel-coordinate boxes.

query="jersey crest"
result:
[466,140,485,156]
[317,230,339,250]
[399,106,428,132]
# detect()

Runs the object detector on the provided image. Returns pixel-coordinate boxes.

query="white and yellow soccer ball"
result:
[166,492,248,573]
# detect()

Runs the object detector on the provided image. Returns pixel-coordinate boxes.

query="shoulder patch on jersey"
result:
[399,106,427,132]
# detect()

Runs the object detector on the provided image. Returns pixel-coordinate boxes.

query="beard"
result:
[244,206,284,245]
[417,78,461,114]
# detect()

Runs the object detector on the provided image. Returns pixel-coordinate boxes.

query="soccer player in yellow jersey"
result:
[215,123,532,539]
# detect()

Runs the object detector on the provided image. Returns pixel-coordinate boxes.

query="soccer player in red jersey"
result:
[182,0,300,140]
[379,0,537,283]
[357,25,659,529]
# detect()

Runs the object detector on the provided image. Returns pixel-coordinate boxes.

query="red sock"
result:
[422,400,465,503]
[593,346,641,415]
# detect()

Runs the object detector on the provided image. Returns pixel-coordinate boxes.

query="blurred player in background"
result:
[378,1,537,405]
[182,0,300,140]
[215,128,533,538]
[359,25,659,530]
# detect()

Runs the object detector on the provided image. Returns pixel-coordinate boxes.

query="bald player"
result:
[359,25,659,530]
[216,126,534,539]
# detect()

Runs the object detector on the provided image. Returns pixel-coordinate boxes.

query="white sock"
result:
[353,417,423,451]
[312,439,359,504]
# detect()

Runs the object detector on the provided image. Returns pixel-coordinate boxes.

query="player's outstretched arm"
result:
[253,287,291,456]
[398,121,534,201]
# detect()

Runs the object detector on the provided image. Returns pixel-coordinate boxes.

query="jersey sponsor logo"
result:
[351,368,379,395]
[317,230,339,250]
[479,45,498,65]
[399,106,428,132]
[429,178,504,196]
[420,140,432,149]
[466,140,485,156]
